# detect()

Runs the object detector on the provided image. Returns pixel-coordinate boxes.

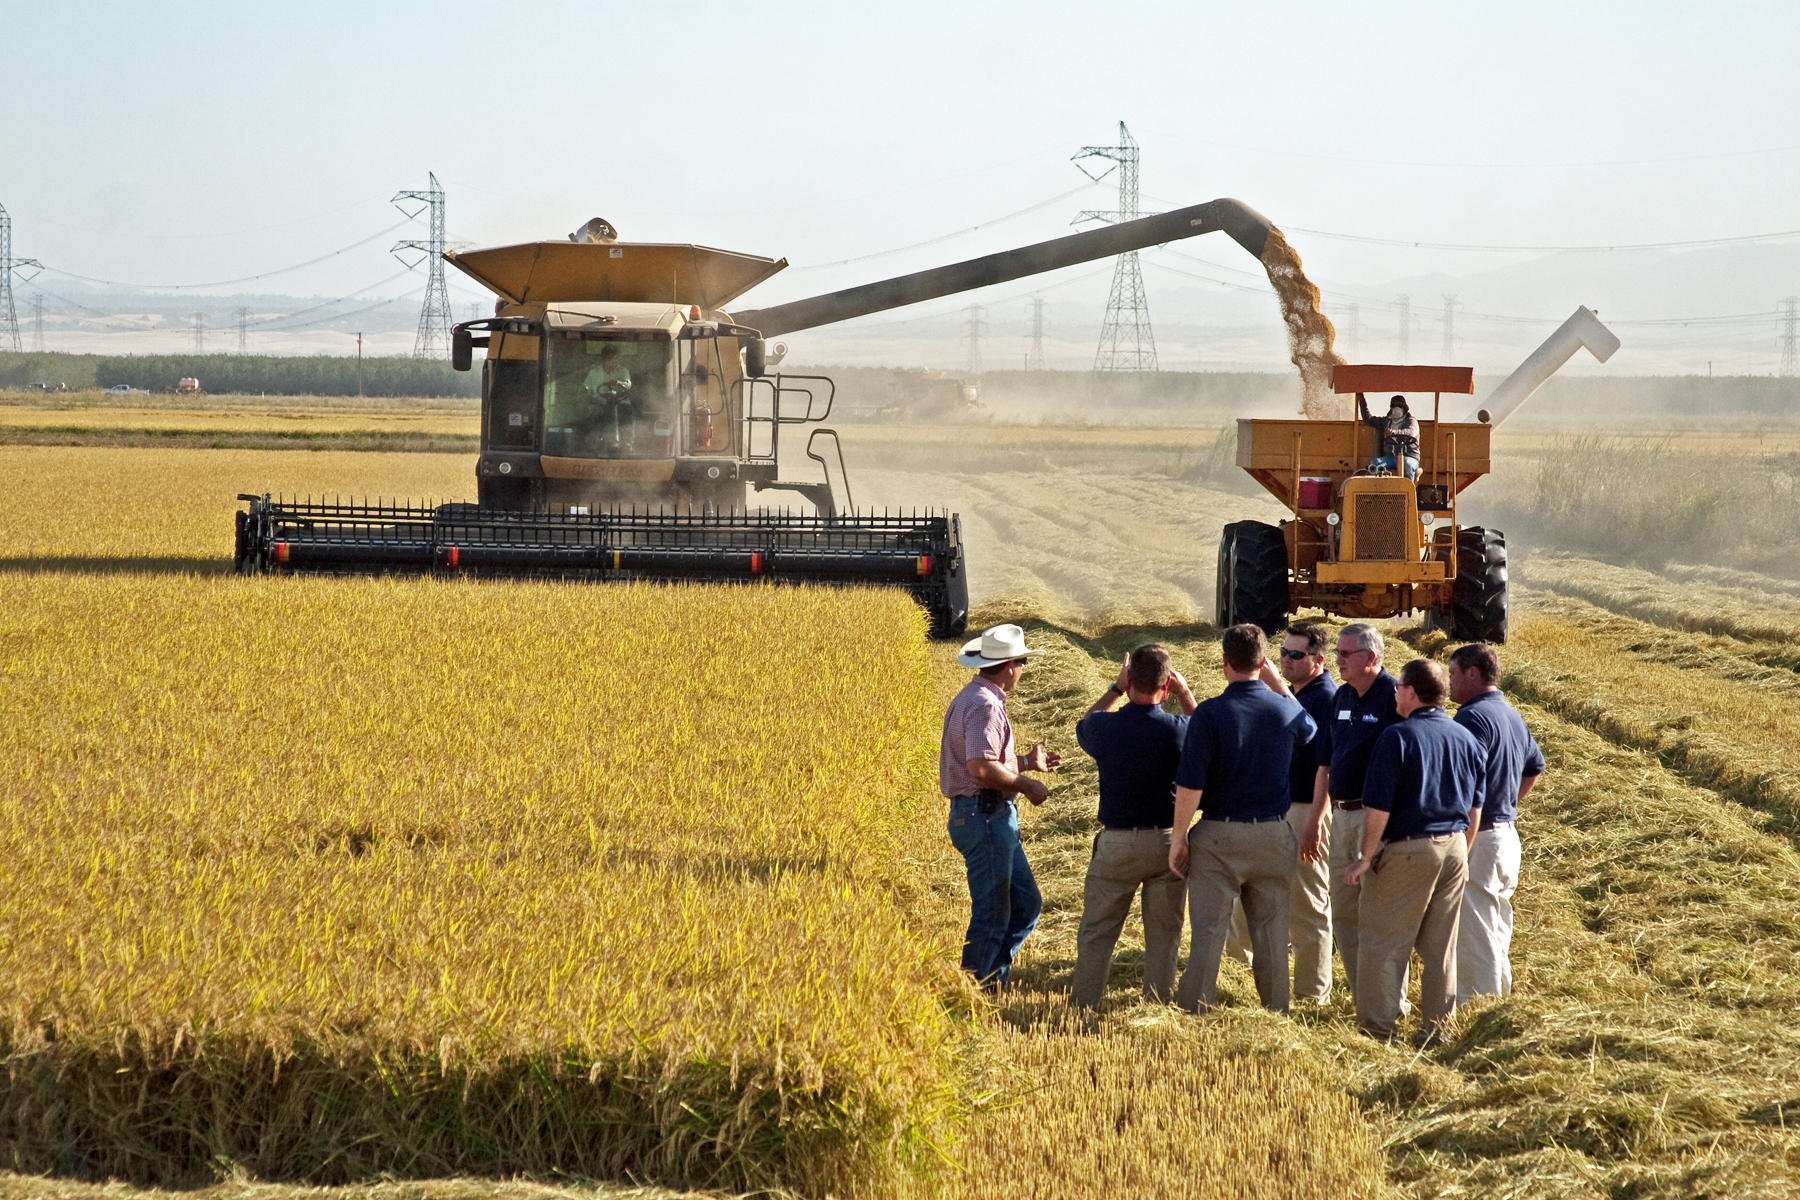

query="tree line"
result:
[0,352,479,398]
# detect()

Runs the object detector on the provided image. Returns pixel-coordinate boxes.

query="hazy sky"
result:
[6,0,1799,368]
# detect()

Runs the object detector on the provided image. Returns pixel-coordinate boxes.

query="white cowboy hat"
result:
[957,623,1044,669]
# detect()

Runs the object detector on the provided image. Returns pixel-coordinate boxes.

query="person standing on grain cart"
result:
[942,623,1061,991]
[1069,644,1198,1009]
[1448,642,1544,1002]
[1357,392,1420,480]
[1223,621,1341,1004]
[1344,659,1485,1043]
[1300,623,1401,1005]
[1168,624,1317,1014]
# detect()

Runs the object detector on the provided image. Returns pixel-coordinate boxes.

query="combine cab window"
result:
[678,338,732,455]
[542,337,676,459]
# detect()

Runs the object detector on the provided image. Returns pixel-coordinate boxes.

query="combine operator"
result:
[941,624,1061,991]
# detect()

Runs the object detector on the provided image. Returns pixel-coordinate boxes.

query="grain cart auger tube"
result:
[1217,307,1618,642]
[234,200,1278,638]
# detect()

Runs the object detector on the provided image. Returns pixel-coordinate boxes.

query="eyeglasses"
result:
[1278,648,1312,660]
[1334,647,1370,659]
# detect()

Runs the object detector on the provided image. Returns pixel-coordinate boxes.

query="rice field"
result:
[11,409,1800,1197]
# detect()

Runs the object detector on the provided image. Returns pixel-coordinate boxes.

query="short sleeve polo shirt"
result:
[1175,680,1317,821]
[1453,689,1545,828]
[1076,702,1189,828]
[1289,673,1339,808]
[939,677,1015,798]
[1316,671,1400,800]
[1362,707,1486,840]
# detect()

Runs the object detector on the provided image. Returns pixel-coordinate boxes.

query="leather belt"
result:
[1204,813,1286,824]
[1333,799,1364,811]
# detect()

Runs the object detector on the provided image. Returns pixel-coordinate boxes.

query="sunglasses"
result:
[1278,648,1312,660]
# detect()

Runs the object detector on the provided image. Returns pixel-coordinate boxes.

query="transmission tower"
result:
[1,203,43,352]
[237,306,250,354]
[1395,295,1411,362]
[31,295,45,353]
[1441,295,1460,361]
[1073,121,1157,372]
[962,303,986,376]
[192,312,206,354]
[1344,302,1361,360]
[1782,297,1798,378]
[392,172,452,358]
[1026,296,1048,372]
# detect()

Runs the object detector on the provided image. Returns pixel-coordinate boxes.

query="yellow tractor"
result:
[1221,364,1504,640]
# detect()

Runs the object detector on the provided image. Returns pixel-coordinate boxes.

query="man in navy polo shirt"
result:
[1449,642,1545,1002]
[1345,658,1485,1043]
[1300,622,1400,1004]
[1224,620,1340,1004]
[1169,624,1317,1013]
[1069,644,1198,1008]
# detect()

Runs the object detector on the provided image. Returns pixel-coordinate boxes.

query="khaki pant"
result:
[1457,822,1521,1002]
[1223,803,1334,1003]
[1070,828,1186,1008]
[1356,833,1467,1040]
[1177,818,1295,1013]
[1329,805,1367,1001]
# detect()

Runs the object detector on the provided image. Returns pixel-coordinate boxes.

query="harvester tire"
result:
[1449,526,1508,643]
[1218,520,1289,637]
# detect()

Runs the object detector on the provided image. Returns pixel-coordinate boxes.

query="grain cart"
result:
[1219,363,1499,640]
[236,199,1281,637]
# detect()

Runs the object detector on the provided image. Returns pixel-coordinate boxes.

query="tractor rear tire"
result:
[1214,525,1237,628]
[1448,526,1508,643]
[1217,520,1290,637]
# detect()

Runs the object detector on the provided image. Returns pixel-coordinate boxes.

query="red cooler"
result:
[1298,476,1332,509]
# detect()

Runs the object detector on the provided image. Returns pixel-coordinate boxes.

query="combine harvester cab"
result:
[236,198,1289,638]
[1218,307,1619,642]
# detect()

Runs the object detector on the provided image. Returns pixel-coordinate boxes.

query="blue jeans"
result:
[947,794,1042,988]
[1370,453,1419,480]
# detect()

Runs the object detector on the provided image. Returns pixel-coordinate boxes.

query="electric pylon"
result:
[1,203,43,352]
[1395,295,1411,362]
[1441,295,1459,361]
[962,303,986,376]
[1782,297,1798,378]
[1026,296,1047,372]
[392,172,453,358]
[1073,122,1156,372]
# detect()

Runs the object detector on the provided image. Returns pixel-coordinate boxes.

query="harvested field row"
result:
[1527,553,1800,647]
[1496,592,1800,840]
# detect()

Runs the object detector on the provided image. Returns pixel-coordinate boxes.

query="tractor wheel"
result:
[1219,520,1290,637]
[1448,526,1508,643]
[1214,526,1237,627]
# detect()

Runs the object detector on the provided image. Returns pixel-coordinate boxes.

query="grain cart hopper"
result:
[1216,307,1619,642]
[236,199,1283,637]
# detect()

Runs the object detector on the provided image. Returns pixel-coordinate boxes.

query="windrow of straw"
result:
[1,572,958,1193]
[1526,552,1800,647]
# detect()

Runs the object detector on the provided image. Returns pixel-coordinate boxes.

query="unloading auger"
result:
[234,200,1280,637]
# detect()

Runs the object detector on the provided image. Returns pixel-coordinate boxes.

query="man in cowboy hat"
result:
[942,623,1061,989]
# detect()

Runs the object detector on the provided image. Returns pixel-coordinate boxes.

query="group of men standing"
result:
[939,619,1543,1042]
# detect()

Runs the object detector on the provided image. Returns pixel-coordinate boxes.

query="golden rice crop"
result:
[1,445,965,1191]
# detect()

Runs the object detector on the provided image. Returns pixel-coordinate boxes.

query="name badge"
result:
[1337,711,1351,721]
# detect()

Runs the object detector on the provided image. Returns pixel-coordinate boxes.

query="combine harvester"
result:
[1217,307,1621,642]
[236,201,1283,637]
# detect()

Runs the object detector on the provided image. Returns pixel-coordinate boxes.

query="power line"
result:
[37,220,413,290]
[780,183,1100,273]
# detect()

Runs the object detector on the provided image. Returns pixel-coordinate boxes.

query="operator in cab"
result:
[583,345,636,453]
[1357,392,1420,480]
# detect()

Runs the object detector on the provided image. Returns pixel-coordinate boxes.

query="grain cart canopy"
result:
[447,242,788,307]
